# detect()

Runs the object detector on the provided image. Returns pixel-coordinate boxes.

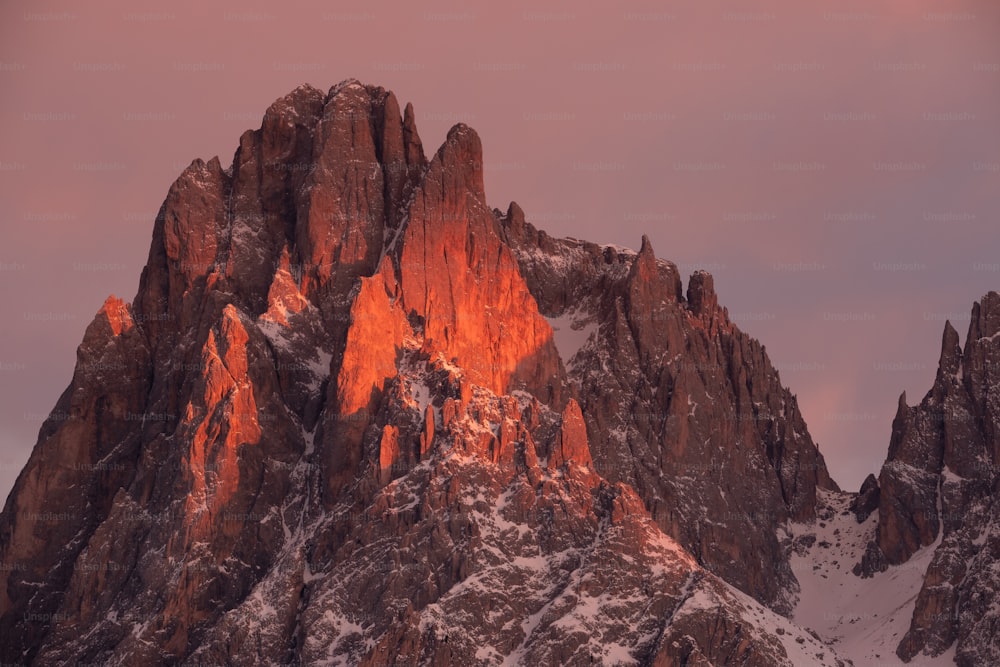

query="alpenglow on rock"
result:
[0,80,844,666]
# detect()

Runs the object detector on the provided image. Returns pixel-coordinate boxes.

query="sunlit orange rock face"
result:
[320,121,563,500]
[325,261,411,496]
[180,305,260,519]
[0,80,843,665]
[549,399,592,470]
[397,123,563,402]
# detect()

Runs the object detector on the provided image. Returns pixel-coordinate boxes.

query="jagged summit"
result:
[854,290,1000,665]
[1,81,843,666]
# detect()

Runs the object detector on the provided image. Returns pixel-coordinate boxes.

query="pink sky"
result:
[1,0,999,498]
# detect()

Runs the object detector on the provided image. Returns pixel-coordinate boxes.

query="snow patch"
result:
[789,490,954,666]
[544,309,598,370]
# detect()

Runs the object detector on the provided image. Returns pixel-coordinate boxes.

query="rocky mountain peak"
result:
[263,82,325,127]
[430,122,485,202]
[967,290,1000,346]
[686,269,718,319]
[938,319,963,379]
[854,290,1000,664]
[395,121,560,403]
[91,295,133,339]
[0,81,847,666]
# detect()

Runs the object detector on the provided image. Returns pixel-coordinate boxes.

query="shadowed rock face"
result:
[856,292,1000,665]
[503,219,838,615]
[0,80,843,666]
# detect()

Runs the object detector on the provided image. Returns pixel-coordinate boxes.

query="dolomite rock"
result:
[0,80,847,667]
[858,293,1000,664]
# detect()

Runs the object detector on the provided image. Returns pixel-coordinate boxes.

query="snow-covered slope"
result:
[789,490,957,666]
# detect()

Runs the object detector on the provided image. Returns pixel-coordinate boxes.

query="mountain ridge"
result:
[855,292,1000,666]
[0,78,867,666]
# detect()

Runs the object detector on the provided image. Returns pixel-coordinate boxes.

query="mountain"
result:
[0,80,849,665]
[855,292,1000,666]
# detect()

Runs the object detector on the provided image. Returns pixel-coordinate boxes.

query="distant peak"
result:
[181,156,224,178]
[968,291,1000,345]
[292,82,322,94]
[447,122,475,138]
[442,123,483,160]
[265,84,325,122]
[97,295,132,336]
[426,121,485,201]
[936,318,963,380]
[329,77,365,95]
[686,270,717,318]
[942,318,960,347]
[638,234,654,257]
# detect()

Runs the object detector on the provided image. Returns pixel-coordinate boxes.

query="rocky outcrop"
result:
[397,124,563,402]
[504,217,838,615]
[0,296,152,657]
[325,261,410,496]
[548,399,592,470]
[0,80,845,665]
[849,474,880,523]
[856,292,1000,665]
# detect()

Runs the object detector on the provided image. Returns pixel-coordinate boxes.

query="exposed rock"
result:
[856,296,1000,663]
[378,425,401,486]
[0,80,848,666]
[396,124,563,403]
[505,216,838,615]
[686,269,718,319]
[0,295,151,657]
[548,399,593,469]
[850,474,880,523]
[324,260,410,499]
[419,404,435,459]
